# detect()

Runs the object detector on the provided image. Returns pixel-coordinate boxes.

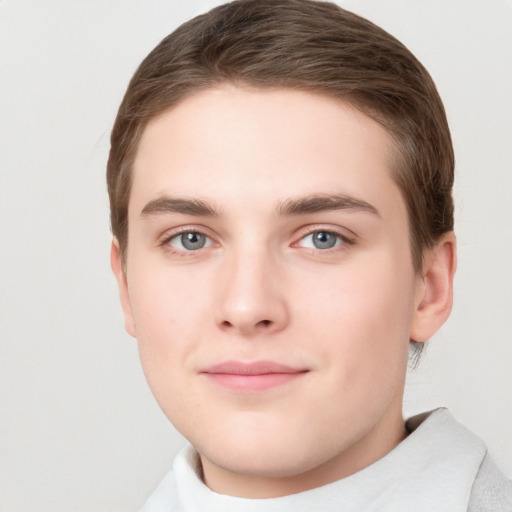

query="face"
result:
[113,86,438,497]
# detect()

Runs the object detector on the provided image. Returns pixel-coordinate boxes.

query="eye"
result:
[168,231,212,251]
[298,230,345,250]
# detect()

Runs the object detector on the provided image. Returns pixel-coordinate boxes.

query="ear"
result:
[410,232,457,343]
[110,239,136,338]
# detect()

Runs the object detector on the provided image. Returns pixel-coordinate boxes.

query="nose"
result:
[215,247,289,336]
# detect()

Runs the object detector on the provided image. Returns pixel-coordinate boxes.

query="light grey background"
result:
[0,0,510,510]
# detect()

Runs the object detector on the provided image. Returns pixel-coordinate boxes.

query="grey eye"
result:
[311,231,338,249]
[298,230,342,250]
[181,232,206,250]
[170,231,210,251]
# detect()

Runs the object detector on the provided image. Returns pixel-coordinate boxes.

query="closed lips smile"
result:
[201,361,309,392]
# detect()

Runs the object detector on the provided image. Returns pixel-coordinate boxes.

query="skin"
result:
[112,86,456,498]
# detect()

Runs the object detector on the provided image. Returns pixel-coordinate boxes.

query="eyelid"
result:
[291,224,357,246]
[159,225,219,250]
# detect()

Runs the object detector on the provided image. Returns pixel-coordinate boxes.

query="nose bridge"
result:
[216,238,288,335]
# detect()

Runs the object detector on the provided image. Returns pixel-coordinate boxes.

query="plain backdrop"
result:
[0,0,511,510]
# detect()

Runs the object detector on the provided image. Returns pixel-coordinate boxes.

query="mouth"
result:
[200,360,309,392]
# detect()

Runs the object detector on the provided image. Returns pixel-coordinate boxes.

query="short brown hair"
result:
[107,0,454,273]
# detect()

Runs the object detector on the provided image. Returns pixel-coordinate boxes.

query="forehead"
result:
[131,86,402,218]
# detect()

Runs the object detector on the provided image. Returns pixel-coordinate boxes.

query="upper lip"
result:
[201,360,307,375]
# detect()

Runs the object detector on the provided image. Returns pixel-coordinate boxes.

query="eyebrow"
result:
[140,193,380,219]
[278,194,380,217]
[141,197,220,218]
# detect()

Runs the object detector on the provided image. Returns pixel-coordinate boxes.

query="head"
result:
[108,0,456,497]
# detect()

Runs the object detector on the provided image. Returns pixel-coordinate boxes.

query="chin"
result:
[195,423,346,480]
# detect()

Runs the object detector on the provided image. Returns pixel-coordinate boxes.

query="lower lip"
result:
[203,372,306,392]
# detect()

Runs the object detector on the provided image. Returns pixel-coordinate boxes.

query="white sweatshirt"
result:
[140,408,512,512]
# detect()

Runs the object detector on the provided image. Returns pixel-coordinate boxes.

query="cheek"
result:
[129,261,208,337]
[126,266,209,394]
[296,257,414,385]
[128,274,207,432]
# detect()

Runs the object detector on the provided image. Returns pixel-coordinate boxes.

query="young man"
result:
[108,0,511,509]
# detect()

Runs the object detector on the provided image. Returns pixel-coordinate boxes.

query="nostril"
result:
[218,318,275,332]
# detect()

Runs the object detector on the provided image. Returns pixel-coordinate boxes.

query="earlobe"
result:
[410,232,457,343]
[110,239,136,338]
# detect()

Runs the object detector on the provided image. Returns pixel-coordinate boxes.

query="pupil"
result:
[313,231,336,249]
[182,232,205,250]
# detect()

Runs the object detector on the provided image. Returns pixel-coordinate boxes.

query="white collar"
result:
[141,408,487,512]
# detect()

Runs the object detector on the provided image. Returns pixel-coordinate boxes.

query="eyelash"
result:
[159,227,216,255]
[159,226,356,255]
[292,226,355,253]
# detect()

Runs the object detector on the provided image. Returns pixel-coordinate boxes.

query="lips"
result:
[201,360,308,392]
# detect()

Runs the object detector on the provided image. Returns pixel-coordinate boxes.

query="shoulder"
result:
[468,453,512,512]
